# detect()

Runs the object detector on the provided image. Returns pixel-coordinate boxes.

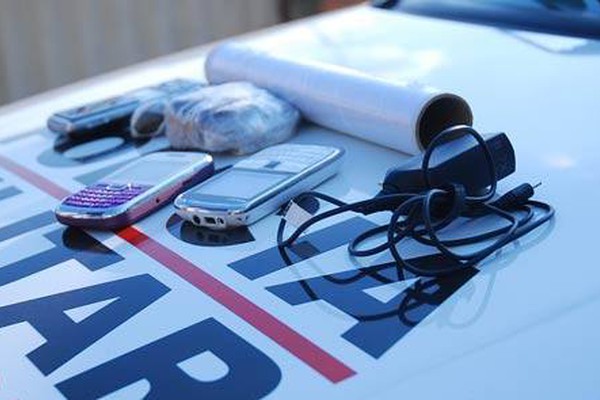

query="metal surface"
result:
[0,5,598,399]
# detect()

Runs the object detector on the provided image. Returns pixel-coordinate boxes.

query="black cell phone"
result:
[47,79,203,136]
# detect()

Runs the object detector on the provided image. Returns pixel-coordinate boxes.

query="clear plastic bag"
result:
[130,100,167,139]
[165,82,300,154]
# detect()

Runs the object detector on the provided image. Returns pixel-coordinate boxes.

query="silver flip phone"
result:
[174,144,344,230]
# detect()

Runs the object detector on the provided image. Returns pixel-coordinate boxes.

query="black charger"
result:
[380,131,515,196]
[277,125,554,276]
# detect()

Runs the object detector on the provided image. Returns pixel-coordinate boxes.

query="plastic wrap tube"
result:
[205,42,473,154]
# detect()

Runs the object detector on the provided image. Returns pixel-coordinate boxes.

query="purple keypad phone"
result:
[55,152,214,230]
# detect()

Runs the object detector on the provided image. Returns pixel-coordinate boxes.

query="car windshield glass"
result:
[381,0,600,38]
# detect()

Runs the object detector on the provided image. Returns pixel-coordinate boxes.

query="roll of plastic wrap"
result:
[205,42,473,155]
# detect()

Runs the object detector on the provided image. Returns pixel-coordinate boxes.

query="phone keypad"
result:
[235,145,336,173]
[63,183,151,208]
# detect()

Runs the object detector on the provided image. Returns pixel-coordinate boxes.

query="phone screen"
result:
[105,159,191,186]
[192,169,291,200]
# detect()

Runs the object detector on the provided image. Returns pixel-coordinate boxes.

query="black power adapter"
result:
[379,132,515,196]
[278,125,554,277]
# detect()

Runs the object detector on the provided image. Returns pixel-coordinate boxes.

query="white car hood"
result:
[230,7,600,398]
[0,6,598,400]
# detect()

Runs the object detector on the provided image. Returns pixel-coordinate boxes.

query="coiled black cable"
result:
[277,126,555,276]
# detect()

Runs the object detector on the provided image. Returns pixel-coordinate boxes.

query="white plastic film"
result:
[205,42,473,154]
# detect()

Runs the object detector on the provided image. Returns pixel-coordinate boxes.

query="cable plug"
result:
[491,182,541,210]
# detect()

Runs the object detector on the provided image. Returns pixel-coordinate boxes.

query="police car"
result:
[0,1,597,399]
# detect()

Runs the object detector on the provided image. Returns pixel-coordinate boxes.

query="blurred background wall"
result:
[0,0,282,105]
[0,0,360,106]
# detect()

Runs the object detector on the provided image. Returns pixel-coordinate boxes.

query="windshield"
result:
[376,0,600,39]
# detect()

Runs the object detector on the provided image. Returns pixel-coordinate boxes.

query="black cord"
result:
[277,126,555,277]
[214,164,233,175]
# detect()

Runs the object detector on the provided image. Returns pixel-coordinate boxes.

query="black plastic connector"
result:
[379,132,515,196]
